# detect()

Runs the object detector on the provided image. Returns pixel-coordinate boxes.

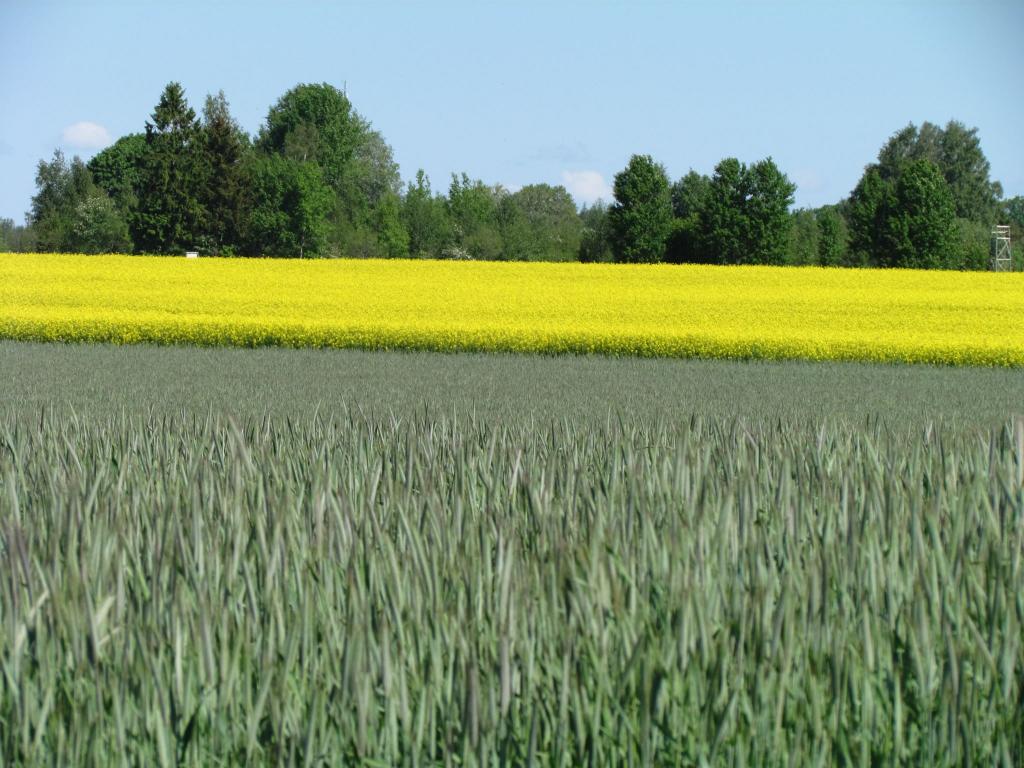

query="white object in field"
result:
[991,225,1012,271]
[185,251,199,259]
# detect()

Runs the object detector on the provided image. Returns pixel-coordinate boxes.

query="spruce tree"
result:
[133,82,206,253]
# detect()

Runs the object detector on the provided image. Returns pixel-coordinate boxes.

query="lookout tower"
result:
[991,225,1012,271]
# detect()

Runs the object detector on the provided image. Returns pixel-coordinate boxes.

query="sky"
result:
[0,0,1021,224]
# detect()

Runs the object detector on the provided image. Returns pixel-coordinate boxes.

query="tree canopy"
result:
[17,84,1012,270]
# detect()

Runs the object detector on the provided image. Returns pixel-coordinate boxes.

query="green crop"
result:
[2,402,1022,766]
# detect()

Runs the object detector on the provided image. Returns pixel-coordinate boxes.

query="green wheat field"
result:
[2,342,1023,766]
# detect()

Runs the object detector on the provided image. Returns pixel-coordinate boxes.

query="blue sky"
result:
[1,0,1021,223]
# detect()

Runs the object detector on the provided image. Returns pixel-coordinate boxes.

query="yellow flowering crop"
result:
[1,252,1022,366]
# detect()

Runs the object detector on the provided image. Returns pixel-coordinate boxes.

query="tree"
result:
[879,159,956,268]
[874,120,1001,224]
[849,157,957,269]
[133,82,207,252]
[448,173,503,260]
[939,121,1002,223]
[699,157,795,265]
[87,133,147,216]
[848,167,889,264]
[71,193,131,253]
[330,125,406,258]
[201,91,250,254]
[402,170,453,258]
[506,184,582,261]
[28,150,106,251]
[608,154,672,263]
[1003,196,1024,230]
[0,218,35,252]
[370,192,409,258]
[815,207,850,267]
[786,209,819,265]
[578,201,613,263]
[243,155,333,257]
[257,83,364,195]
[666,171,711,264]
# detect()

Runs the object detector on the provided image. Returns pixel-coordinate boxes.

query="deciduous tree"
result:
[609,154,672,263]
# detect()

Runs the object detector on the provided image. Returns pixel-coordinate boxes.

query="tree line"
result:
[2,81,1021,269]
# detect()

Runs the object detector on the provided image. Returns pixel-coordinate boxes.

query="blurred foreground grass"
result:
[1,342,1022,765]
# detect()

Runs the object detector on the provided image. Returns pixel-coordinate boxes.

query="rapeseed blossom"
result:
[1,253,1022,366]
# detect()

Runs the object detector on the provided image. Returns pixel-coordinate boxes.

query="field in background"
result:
[2,342,1023,764]
[3,252,1024,366]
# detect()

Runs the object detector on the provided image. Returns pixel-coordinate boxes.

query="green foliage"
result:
[28,150,126,253]
[402,170,453,258]
[609,154,673,263]
[815,206,850,266]
[257,82,363,195]
[200,91,250,254]
[700,157,796,265]
[786,209,819,265]
[848,166,891,263]
[666,171,710,263]
[1,344,1022,765]
[505,184,582,261]
[133,82,207,253]
[71,192,131,253]
[873,120,1001,225]
[577,201,613,262]
[370,191,410,258]
[0,218,35,252]
[86,133,146,216]
[948,217,991,271]
[243,154,333,257]
[448,173,504,260]
[1003,196,1024,230]
[859,159,956,269]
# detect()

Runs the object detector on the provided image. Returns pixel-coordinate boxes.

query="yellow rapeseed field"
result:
[2,252,1023,365]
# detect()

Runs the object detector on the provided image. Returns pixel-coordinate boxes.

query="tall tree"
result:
[28,149,130,253]
[848,167,892,264]
[257,83,364,194]
[666,171,711,264]
[786,209,819,265]
[700,157,795,265]
[609,154,673,263]
[201,91,250,253]
[815,206,850,267]
[243,154,333,257]
[87,133,147,218]
[874,120,1001,224]
[133,82,206,252]
[578,201,614,263]
[505,184,582,261]
[402,170,453,259]
[71,194,131,253]
[448,173,503,260]
[879,159,956,269]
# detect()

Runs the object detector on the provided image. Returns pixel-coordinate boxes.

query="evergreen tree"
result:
[201,91,249,254]
[133,82,206,253]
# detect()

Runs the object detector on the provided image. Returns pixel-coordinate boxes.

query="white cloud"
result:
[561,170,612,206]
[62,121,112,150]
